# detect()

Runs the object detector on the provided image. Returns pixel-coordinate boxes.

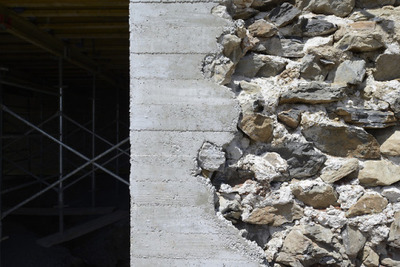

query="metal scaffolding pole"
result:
[91,75,96,207]
[2,138,129,219]
[0,71,3,265]
[58,57,64,234]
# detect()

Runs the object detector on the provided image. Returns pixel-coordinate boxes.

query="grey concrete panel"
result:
[130,54,205,79]
[130,257,259,267]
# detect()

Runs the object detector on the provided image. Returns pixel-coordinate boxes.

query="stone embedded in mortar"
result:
[320,157,359,184]
[218,193,243,222]
[374,54,400,81]
[301,223,334,244]
[355,0,395,8]
[346,192,388,218]
[300,18,338,37]
[381,257,400,267]
[233,0,254,8]
[220,34,242,63]
[202,55,235,85]
[232,6,259,20]
[337,184,365,210]
[251,36,283,55]
[335,32,384,52]
[300,54,330,81]
[361,245,380,267]
[278,108,302,128]
[382,187,400,203]
[279,81,346,104]
[333,59,366,85]
[281,39,304,58]
[381,131,400,156]
[334,107,397,129]
[296,0,355,17]
[388,212,400,248]
[198,142,226,172]
[267,2,301,27]
[237,152,288,182]
[239,113,274,143]
[358,160,400,186]
[234,53,286,78]
[291,180,338,209]
[342,225,366,258]
[301,114,381,159]
[271,142,326,178]
[242,202,303,226]
[248,19,277,38]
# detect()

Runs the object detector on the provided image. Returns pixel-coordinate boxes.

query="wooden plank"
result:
[37,210,129,247]
[9,206,115,216]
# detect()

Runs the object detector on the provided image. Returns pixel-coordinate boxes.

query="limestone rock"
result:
[218,193,243,222]
[251,36,282,55]
[374,54,400,81]
[233,0,254,8]
[320,158,359,184]
[237,152,288,182]
[381,257,400,267]
[301,117,380,159]
[388,212,400,248]
[334,59,366,85]
[381,131,400,156]
[232,7,259,20]
[342,225,366,257]
[267,2,301,27]
[358,160,400,186]
[346,192,388,218]
[281,39,304,58]
[335,32,383,52]
[220,34,242,62]
[271,142,326,178]
[278,108,302,128]
[203,56,235,85]
[198,142,226,172]
[296,0,355,17]
[361,245,380,267]
[276,227,313,266]
[291,181,338,209]
[280,82,346,104]
[382,187,400,203]
[335,107,397,129]
[299,54,330,81]
[355,0,395,8]
[239,113,274,143]
[235,53,286,78]
[301,18,338,37]
[242,202,303,226]
[239,81,261,94]
[301,223,334,244]
[248,19,277,38]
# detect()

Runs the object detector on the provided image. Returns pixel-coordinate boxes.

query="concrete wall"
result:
[129,0,265,265]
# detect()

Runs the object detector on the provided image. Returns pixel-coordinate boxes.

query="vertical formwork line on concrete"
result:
[58,57,64,234]
[92,75,96,207]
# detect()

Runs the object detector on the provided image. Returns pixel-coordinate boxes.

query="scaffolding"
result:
[0,56,130,259]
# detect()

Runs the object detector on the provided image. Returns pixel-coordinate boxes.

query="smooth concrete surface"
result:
[130,1,266,265]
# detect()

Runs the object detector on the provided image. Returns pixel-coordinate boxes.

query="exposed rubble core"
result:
[200,1,400,266]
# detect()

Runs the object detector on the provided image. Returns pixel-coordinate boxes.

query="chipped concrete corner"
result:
[129,0,266,265]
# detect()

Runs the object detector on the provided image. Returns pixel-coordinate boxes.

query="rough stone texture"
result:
[242,202,303,226]
[361,245,380,267]
[320,157,359,184]
[267,2,301,27]
[335,32,384,52]
[301,18,338,37]
[334,107,397,129]
[278,108,302,128]
[248,20,277,38]
[239,113,274,143]
[356,0,395,8]
[374,54,400,81]
[296,0,355,17]
[235,53,286,78]
[346,193,388,217]
[279,82,346,104]
[388,212,400,248]
[334,59,366,85]
[358,160,400,186]
[291,181,338,208]
[130,2,265,265]
[381,131,400,156]
[301,116,381,159]
[198,142,226,172]
[342,225,366,257]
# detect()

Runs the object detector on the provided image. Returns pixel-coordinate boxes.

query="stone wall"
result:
[200,0,400,266]
[129,0,266,265]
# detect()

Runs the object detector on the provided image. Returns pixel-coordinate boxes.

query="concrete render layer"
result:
[130,1,266,266]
